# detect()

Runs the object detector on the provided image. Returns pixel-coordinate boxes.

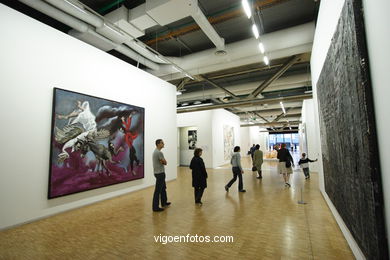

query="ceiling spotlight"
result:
[263,55,269,65]
[252,24,259,39]
[181,102,189,106]
[176,91,182,96]
[258,42,265,54]
[193,101,202,105]
[242,0,252,19]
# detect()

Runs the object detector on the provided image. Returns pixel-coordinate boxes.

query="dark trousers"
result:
[194,187,205,203]
[303,168,310,178]
[153,173,167,210]
[226,167,243,191]
[129,146,139,170]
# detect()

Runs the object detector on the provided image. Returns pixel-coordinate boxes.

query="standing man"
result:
[152,139,171,212]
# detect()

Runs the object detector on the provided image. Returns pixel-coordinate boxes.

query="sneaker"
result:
[153,208,164,212]
[239,189,246,192]
[225,185,229,192]
[286,183,291,187]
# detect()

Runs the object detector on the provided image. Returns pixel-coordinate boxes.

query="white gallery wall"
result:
[300,99,320,172]
[177,109,240,168]
[179,126,198,166]
[311,0,390,257]
[211,109,241,168]
[0,5,177,230]
[240,127,251,156]
[362,0,390,254]
[177,111,213,167]
[240,126,269,159]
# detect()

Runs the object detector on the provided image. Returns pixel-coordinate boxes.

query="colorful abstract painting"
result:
[48,88,144,199]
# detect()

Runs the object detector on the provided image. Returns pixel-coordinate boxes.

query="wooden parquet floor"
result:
[0,156,354,260]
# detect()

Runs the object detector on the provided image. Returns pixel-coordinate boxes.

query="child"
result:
[298,153,317,179]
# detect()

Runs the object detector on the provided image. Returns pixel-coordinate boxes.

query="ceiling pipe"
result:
[177,94,312,113]
[44,0,103,27]
[32,0,162,69]
[19,0,89,32]
[67,27,159,70]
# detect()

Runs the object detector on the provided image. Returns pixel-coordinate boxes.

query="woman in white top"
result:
[225,146,246,192]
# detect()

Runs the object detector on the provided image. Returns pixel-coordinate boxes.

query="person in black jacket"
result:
[190,148,208,205]
[298,153,317,179]
[277,143,294,187]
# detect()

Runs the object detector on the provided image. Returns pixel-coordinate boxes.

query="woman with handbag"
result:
[277,143,294,187]
[253,144,263,179]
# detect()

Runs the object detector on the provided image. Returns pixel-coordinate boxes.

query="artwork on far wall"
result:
[316,0,388,258]
[223,125,235,161]
[48,88,145,199]
[188,130,197,150]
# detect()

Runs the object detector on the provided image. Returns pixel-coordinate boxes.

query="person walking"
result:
[225,146,246,192]
[152,139,171,212]
[277,143,294,187]
[298,153,317,179]
[253,144,264,179]
[189,148,208,205]
[250,144,256,161]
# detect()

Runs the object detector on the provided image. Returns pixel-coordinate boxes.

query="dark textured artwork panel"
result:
[48,88,145,199]
[316,0,388,259]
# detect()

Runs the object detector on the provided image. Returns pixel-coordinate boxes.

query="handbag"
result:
[252,166,257,171]
[285,161,291,168]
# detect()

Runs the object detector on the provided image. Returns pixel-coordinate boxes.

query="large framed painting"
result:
[48,88,145,199]
[223,125,234,161]
[316,0,388,258]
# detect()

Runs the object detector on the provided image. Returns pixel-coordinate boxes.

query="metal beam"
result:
[240,121,301,127]
[177,94,312,113]
[248,55,302,98]
[200,75,239,99]
[272,107,292,122]
[235,106,303,115]
[253,112,269,123]
[260,129,299,133]
[176,78,190,91]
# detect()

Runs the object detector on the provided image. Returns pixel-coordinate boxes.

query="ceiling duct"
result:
[137,0,225,50]
[150,22,315,80]
[19,0,162,70]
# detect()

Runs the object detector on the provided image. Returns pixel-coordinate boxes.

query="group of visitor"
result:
[151,139,317,212]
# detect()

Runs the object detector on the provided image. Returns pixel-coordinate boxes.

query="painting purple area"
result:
[49,88,144,198]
